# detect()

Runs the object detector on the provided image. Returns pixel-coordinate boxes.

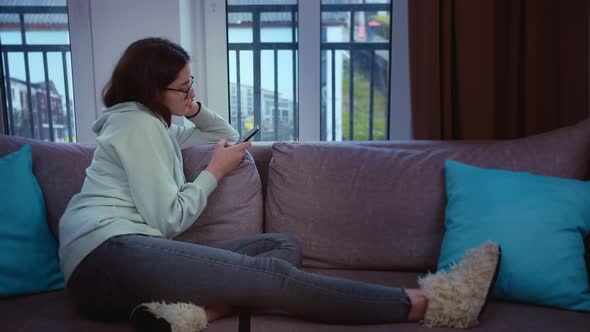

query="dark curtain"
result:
[408,0,590,140]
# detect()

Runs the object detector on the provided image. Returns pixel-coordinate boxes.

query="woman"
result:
[60,38,500,332]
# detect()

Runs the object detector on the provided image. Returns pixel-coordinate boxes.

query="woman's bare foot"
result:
[205,305,234,322]
[405,288,428,321]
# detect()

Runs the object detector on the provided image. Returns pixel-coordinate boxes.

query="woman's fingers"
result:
[229,141,251,151]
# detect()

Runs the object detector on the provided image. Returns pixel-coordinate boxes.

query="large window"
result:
[0,0,75,142]
[226,0,391,142]
[321,0,391,141]
[227,0,298,141]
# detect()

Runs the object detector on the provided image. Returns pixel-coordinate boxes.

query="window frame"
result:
[227,2,300,141]
[1,1,410,142]
[195,0,412,141]
[0,4,75,142]
[67,0,96,144]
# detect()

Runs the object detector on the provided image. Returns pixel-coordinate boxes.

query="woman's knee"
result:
[67,264,128,321]
[271,233,302,267]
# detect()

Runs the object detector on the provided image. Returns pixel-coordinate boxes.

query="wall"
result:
[69,0,181,143]
[180,0,230,125]
[90,0,181,114]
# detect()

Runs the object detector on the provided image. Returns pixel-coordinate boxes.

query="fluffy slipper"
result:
[130,301,208,332]
[418,241,501,328]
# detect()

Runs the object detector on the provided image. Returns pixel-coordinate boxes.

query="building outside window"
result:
[0,0,75,142]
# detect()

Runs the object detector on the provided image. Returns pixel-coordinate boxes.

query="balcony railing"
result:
[321,2,391,141]
[0,5,74,142]
[227,0,391,142]
[227,3,299,141]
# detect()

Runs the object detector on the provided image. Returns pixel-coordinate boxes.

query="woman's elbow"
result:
[161,224,182,239]
[156,215,183,238]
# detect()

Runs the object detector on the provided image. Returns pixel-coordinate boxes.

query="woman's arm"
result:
[172,102,240,149]
[104,113,218,238]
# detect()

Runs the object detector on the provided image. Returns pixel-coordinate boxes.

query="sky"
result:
[1,30,72,102]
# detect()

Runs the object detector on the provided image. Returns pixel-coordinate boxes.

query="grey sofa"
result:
[1,118,589,332]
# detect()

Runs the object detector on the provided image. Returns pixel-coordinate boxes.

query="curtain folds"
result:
[408,0,589,140]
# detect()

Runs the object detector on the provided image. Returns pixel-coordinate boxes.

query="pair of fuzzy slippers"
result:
[131,242,501,331]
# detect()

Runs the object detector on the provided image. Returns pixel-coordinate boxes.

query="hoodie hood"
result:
[92,102,162,134]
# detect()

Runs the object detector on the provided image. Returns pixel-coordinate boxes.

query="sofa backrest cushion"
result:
[248,142,273,200]
[0,135,94,238]
[0,135,264,245]
[173,145,264,245]
[265,119,590,271]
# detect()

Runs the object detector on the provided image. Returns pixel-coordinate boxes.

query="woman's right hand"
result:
[205,139,252,182]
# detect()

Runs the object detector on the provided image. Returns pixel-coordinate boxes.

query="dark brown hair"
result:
[102,37,190,127]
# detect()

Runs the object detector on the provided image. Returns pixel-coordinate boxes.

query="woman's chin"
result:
[175,107,190,117]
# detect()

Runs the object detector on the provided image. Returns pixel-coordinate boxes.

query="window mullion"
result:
[252,10,261,138]
[68,0,97,143]
[203,0,229,121]
[2,52,14,135]
[389,0,412,140]
[298,0,320,141]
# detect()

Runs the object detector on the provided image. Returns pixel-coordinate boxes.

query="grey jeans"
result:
[67,233,411,324]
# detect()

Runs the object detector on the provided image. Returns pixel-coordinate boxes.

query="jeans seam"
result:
[111,240,407,305]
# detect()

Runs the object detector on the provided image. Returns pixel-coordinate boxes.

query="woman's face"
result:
[160,63,196,117]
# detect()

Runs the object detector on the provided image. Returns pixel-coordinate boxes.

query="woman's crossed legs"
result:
[67,233,412,324]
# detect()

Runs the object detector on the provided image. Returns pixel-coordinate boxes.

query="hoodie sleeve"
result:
[100,113,217,238]
[171,103,240,149]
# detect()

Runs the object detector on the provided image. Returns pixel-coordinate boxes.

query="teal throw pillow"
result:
[438,159,590,311]
[0,145,64,296]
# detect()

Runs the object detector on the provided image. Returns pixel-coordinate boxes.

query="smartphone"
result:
[239,126,260,143]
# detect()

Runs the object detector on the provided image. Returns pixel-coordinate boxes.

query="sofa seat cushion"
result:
[265,119,590,271]
[0,290,133,332]
[0,290,238,332]
[250,269,590,332]
[250,303,590,332]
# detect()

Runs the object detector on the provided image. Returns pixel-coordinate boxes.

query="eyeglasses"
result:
[165,76,194,99]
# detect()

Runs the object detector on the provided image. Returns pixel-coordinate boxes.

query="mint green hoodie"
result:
[58,102,239,283]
